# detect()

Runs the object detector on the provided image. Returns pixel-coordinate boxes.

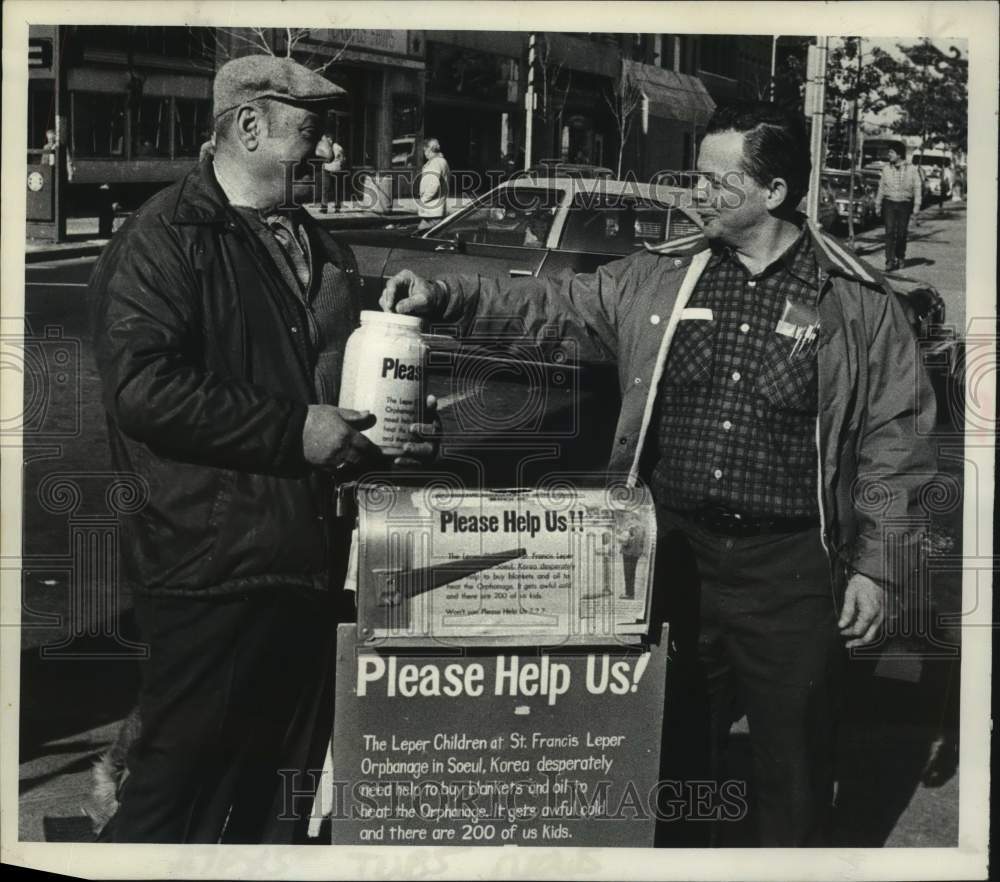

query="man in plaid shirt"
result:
[381,102,936,847]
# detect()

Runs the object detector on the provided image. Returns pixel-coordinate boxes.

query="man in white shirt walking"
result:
[417,137,450,228]
[875,142,922,272]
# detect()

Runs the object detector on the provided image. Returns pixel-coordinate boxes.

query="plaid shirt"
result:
[650,228,821,518]
[876,161,922,212]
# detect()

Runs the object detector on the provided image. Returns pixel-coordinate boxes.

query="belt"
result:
[668,506,820,537]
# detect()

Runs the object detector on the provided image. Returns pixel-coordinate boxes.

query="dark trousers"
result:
[105,589,337,843]
[883,199,913,264]
[653,509,843,847]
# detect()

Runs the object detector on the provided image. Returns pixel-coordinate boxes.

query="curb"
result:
[25,211,424,263]
[26,243,107,264]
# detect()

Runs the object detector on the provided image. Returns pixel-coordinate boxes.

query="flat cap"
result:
[214,55,346,118]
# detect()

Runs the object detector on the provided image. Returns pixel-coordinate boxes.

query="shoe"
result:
[920,735,958,787]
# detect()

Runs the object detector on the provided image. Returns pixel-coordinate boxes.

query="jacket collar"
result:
[805,219,883,287]
[170,160,318,236]
[647,216,883,289]
[170,159,231,225]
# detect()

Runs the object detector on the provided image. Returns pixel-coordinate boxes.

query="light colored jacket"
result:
[418,154,450,218]
[435,223,937,591]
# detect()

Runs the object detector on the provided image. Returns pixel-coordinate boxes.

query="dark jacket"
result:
[435,221,937,592]
[91,160,361,597]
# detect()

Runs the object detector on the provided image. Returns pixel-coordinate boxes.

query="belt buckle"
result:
[705,507,755,536]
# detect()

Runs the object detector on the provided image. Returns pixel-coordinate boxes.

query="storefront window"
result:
[133,96,170,157]
[426,43,516,104]
[72,91,126,157]
[391,96,420,168]
[28,81,55,152]
[74,25,211,59]
[174,98,211,157]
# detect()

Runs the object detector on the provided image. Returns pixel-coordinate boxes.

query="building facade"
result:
[27,26,776,237]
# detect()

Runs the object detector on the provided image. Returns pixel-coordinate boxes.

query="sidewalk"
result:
[25,197,474,264]
[847,199,967,334]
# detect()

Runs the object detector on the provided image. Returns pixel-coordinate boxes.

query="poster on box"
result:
[328,624,672,847]
[355,480,656,645]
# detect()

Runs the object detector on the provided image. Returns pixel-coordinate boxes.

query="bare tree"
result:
[535,37,574,158]
[189,26,353,73]
[604,70,643,178]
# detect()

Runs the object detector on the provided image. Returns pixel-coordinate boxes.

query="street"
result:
[16,205,967,845]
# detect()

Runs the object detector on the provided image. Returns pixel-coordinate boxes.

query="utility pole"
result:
[770,35,779,102]
[804,37,828,223]
[524,33,536,171]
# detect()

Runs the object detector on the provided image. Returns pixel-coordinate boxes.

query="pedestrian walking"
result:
[89,54,437,844]
[40,128,58,166]
[381,101,937,847]
[41,127,74,180]
[319,136,347,213]
[417,137,449,228]
[875,142,922,272]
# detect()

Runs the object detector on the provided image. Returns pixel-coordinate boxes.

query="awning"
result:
[623,60,716,128]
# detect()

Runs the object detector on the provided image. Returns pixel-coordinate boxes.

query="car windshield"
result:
[426,186,565,248]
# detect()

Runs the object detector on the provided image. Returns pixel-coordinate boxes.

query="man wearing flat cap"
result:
[90,55,436,843]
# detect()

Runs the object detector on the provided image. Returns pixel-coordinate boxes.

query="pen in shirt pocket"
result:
[777,297,820,358]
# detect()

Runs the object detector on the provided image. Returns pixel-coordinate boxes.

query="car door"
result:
[379,183,567,285]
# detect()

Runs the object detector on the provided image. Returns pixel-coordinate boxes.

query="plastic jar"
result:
[339,310,427,455]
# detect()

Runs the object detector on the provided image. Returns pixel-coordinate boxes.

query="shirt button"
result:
[619,436,628,446]
[291,326,299,334]
[633,377,643,385]
[747,280,757,288]
[650,314,661,325]
[713,469,723,480]
[722,420,732,430]
[740,322,750,333]
[731,371,741,382]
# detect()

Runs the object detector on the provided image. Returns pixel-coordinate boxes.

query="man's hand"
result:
[302,405,381,475]
[380,269,443,316]
[838,572,886,648]
[393,394,441,467]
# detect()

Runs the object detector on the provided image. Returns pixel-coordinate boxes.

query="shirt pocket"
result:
[665,318,717,386]
[754,333,819,414]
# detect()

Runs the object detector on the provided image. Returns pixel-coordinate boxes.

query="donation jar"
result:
[339,310,427,455]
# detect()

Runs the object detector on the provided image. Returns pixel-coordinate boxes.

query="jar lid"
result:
[359,309,424,331]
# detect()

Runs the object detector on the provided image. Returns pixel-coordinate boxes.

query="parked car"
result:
[861,168,881,196]
[524,160,615,180]
[332,176,703,308]
[911,148,954,205]
[798,180,838,233]
[327,177,702,479]
[822,169,877,230]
